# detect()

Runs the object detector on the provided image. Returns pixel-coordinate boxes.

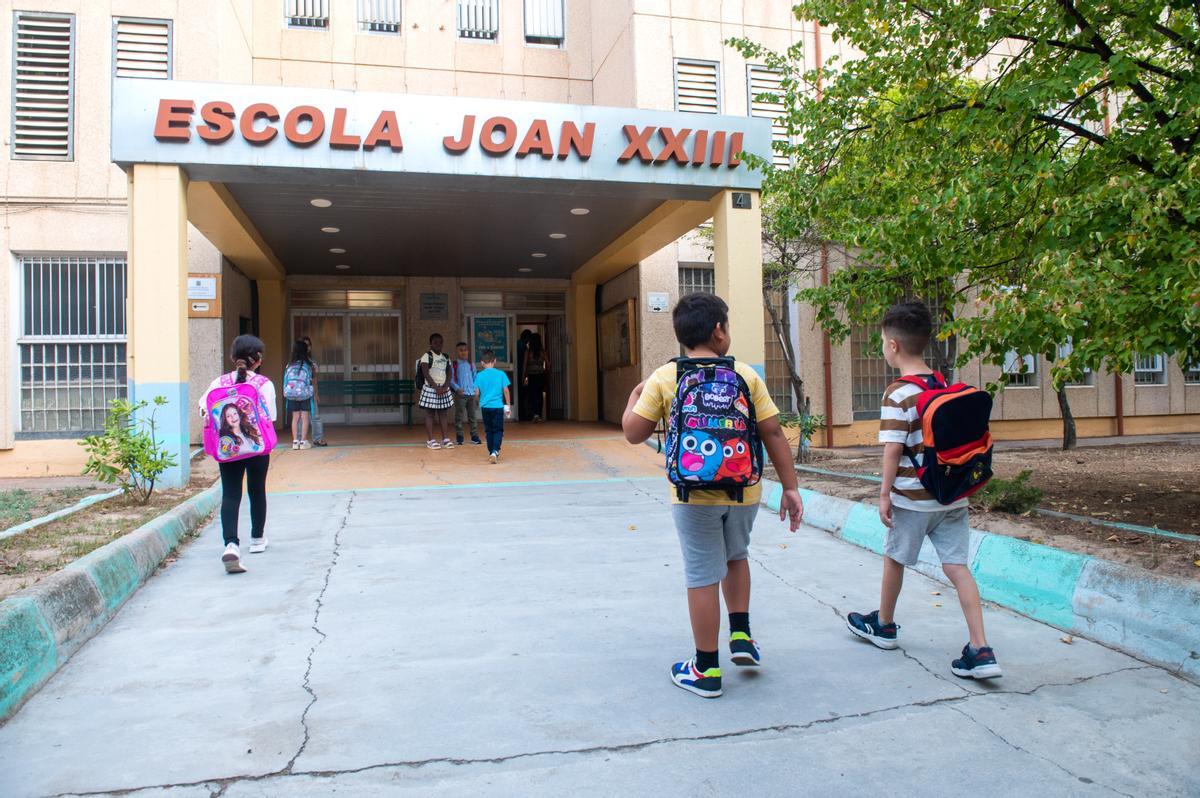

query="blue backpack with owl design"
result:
[665,357,764,502]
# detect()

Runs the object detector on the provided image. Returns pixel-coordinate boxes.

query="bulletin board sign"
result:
[187,274,221,318]
[599,299,637,370]
[420,292,449,320]
[472,316,510,364]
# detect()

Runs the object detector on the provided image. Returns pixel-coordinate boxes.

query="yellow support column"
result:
[257,279,286,427]
[127,164,190,488]
[567,282,598,421]
[710,189,765,375]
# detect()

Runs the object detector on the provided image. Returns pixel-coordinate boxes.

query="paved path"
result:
[1,438,1198,797]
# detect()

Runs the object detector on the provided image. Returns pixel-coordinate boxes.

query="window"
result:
[1056,339,1093,386]
[747,65,790,169]
[285,0,329,29]
[678,264,715,296]
[458,0,499,40]
[18,256,128,435]
[358,0,401,33]
[764,287,795,413]
[850,295,952,418]
[113,18,171,79]
[674,59,720,114]
[1133,353,1167,385]
[524,0,564,46]
[11,12,75,160]
[1185,360,1200,385]
[1003,352,1038,386]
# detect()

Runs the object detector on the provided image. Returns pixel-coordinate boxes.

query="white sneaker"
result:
[489,452,498,464]
[299,440,312,450]
[222,543,246,574]
[292,440,300,450]
[248,537,268,554]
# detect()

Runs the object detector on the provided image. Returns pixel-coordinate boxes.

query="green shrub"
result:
[973,469,1044,514]
[80,397,178,504]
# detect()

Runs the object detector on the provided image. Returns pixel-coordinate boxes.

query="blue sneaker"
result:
[729,632,761,666]
[670,657,722,698]
[951,644,1003,680]
[846,610,899,650]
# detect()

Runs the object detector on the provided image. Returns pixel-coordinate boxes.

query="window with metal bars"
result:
[458,0,500,40]
[358,0,401,33]
[11,12,74,160]
[1133,353,1167,385]
[18,256,128,436]
[679,265,716,296]
[1056,339,1093,386]
[850,298,954,417]
[1003,352,1038,387]
[1184,360,1200,385]
[112,18,171,79]
[763,287,795,413]
[747,65,791,169]
[524,0,564,46]
[285,0,329,29]
[674,59,720,114]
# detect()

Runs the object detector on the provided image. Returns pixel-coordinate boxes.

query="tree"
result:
[732,1,1200,449]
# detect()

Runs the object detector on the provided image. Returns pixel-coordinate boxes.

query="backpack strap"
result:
[899,372,946,391]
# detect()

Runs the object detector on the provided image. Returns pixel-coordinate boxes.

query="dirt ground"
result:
[1,486,99,530]
[0,458,218,601]
[770,440,1200,582]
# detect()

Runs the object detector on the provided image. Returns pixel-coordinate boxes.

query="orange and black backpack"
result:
[900,373,994,504]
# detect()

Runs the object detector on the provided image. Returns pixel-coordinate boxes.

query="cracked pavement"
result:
[1,454,1198,797]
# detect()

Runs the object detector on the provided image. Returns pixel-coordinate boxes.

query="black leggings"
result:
[526,374,546,418]
[218,454,270,546]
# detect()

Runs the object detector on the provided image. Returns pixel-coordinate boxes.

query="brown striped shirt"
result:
[879,378,967,512]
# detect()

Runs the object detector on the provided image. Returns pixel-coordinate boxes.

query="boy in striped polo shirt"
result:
[846,301,1002,679]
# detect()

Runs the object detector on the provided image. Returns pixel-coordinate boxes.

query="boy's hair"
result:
[882,301,933,355]
[429,333,443,343]
[673,293,729,349]
[480,349,496,362]
[456,341,468,349]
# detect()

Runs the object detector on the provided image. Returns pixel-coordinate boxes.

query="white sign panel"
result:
[647,292,670,313]
[187,277,217,300]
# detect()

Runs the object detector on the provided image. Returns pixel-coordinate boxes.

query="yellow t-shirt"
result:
[633,360,779,505]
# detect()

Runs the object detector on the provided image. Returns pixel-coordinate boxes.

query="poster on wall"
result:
[473,316,510,364]
[599,299,637,370]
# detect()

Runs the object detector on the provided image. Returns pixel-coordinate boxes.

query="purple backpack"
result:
[203,373,277,463]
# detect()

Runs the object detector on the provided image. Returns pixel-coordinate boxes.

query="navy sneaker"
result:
[670,657,722,698]
[951,645,1003,680]
[456,436,464,446]
[729,632,761,666]
[471,436,483,445]
[846,610,899,650]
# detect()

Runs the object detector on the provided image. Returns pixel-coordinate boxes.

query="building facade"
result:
[2,1,1196,482]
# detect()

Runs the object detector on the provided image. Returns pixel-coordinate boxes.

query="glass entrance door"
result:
[292,310,405,425]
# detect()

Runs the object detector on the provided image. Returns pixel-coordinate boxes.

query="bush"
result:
[80,397,178,504]
[973,470,1044,515]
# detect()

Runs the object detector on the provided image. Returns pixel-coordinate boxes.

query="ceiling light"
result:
[329,247,346,254]
[531,252,547,258]
[335,264,351,270]
[549,233,567,239]
[321,226,340,233]
[518,267,533,273]
[310,198,333,208]
[570,207,590,215]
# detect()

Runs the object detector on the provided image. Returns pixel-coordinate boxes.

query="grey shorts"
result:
[670,503,759,588]
[886,506,969,566]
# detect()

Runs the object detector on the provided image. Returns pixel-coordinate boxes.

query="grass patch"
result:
[973,470,1044,515]
[0,487,97,529]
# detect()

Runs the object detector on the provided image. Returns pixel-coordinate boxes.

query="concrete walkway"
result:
[1,434,1198,797]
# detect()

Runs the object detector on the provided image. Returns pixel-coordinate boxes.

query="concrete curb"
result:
[640,439,1198,680]
[0,483,220,720]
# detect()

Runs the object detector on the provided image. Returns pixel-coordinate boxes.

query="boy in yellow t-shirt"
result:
[622,293,804,699]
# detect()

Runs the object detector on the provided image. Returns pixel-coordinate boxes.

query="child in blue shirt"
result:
[474,349,512,464]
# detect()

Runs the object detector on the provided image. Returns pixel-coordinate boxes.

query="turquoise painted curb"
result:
[970,534,1090,630]
[840,502,887,555]
[0,482,220,721]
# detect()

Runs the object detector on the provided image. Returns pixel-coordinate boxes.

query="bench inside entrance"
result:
[319,378,416,425]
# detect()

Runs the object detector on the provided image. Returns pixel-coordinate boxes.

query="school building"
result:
[2,2,1197,486]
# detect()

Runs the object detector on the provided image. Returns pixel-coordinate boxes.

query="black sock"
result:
[695,649,719,672]
[729,612,751,637]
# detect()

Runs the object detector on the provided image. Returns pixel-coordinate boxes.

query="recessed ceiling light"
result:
[570,207,590,215]
[321,226,340,233]
[335,264,351,270]
[310,198,333,208]
[518,267,533,273]
[329,247,346,254]
[531,252,547,258]
[548,233,567,239]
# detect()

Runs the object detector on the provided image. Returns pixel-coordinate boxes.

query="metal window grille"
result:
[113,18,171,79]
[679,265,716,296]
[11,12,74,160]
[286,0,329,29]
[763,288,795,413]
[1184,360,1200,385]
[1133,353,1167,385]
[458,0,499,40]
[747,65,790,169]
[358,0,401,33]
[524,0,564,46]
[850,297,953,418]
[1056,339,1093,386]
[18,256,128,435]
[1003,352,1038,387]
[674,59,720,114]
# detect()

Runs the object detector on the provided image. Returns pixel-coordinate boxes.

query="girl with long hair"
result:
[523,332,550,423]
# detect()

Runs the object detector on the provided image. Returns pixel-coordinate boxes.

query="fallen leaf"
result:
[1060,635,1073,645]
[1032,538,1045,545]
[1194,559,1200,568]
[778,543,788,549]
[1160,688,1170,694]
[931,591,942,596]
[628,525,637,531]
[933,603,943,608]
[1106,534,1120,543]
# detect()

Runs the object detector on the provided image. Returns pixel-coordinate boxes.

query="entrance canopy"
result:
[111,79,772,278]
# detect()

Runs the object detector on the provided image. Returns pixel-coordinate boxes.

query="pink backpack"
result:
[203,373,277,463]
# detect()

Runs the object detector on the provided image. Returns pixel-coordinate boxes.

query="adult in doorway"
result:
[301,336,327,447]
[523,332,550,423]
[516,329,532,422]
[417,333,455,449]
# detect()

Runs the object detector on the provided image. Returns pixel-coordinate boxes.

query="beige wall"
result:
[599,266,640,423]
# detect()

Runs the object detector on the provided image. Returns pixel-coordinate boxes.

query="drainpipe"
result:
[814,20,835,447]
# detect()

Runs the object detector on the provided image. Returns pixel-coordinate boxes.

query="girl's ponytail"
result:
[230,335,266,384]
[235,357,249,384]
